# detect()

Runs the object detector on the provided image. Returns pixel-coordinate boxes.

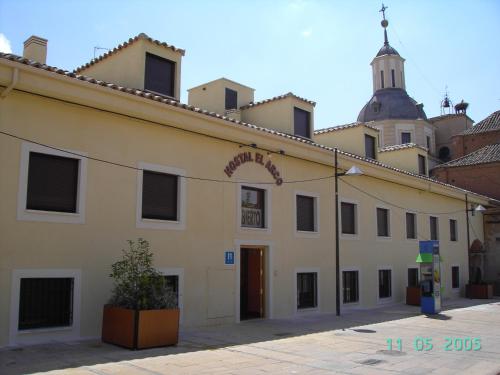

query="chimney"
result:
[23,35,48,64]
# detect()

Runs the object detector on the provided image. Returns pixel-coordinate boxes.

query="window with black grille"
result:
[225,88,238,110]
[407,268,419,287]
[430,216,439,240]
[418,155,427,176]
[341,202,356,235]
[297,272,317,309]
[450,219,457,242]
[401,132,411,144]
[378,269,392,299]
[377,207,390,237]
[365,134,376,159]
[18,278,74,330]
[451,266,459,289]
[294,107,311,138]
[296,195,315,232]
[406,212,417,239]
[144,52,175,97]
[142,170,178,221]
[342,271,359,303]
[26,152,79,213]
[241,187,265,228]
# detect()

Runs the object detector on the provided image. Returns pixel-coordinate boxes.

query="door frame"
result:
[234,240,273,323]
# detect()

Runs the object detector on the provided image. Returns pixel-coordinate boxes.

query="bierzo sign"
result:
[223,151,283,186]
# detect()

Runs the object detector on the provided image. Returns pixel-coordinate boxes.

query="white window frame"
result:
[157,268,185,324]
[449,217,459,242]
[339,197,359,240]
[450,264,460,292]
[341,267,361,308]
[405,211,418,241]
[136,162,186,230]
[294,190,320,237]
[294,267,320,314]
[237,183,271,233]
[395,124,416,145]
[375,205,392,240]
[377,266,394,304]
[17,142,87,224]
[10,269,82,346]
[429,215,439,241]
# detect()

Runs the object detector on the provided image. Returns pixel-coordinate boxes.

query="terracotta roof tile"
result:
[240,92,315,109]
[461,110,500,135]
[0,51,494,202]
[314,122,379,135]
[380,143,428,153]
[434,143,500,168]
[74,33,185,73]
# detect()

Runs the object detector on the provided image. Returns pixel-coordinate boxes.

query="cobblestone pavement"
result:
[1,298,500,375]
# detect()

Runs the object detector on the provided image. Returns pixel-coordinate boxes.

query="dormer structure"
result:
[75,33,185,101]
[187,78,255,121]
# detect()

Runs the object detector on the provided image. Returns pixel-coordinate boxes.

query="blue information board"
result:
[224,251,235,265]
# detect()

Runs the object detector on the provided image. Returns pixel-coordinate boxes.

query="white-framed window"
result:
[10,269,81,345]
[294,191,319,236]
[294,268,319,312]
[17,142,87,224]
[449,218,458,242]
[377,267,393,302]
[341,268,360,305]
[430,216,439,240]
[157,268,184,323]
[395,124,415,146]
[376,205,391,239]
[136,162,186,230]
[238,183,271,232]
[340,198,359,239]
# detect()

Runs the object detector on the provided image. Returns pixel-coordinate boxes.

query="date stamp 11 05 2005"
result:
[386,337,481,352]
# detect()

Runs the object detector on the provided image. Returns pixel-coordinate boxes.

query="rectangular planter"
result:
[102,305,179,349]
[465,284,493,299]
[406,286,421,306]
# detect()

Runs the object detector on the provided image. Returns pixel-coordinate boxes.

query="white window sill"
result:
[377,297,393,304]
[341,233,359,240]
[376,236,392,242]
[137,218,185,230]
[17,209,84,224]
[295,230,320,239]
[239,226,270,233]
[296,306,319,314]
[17,325,73,335]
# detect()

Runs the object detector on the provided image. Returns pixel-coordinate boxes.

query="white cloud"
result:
[301,29,312,38]
[0,33,12,53]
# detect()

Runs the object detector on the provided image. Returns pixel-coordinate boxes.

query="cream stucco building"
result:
[0,32,493,348]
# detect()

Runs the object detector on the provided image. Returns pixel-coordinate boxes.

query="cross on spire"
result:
[380,4,388,20]
[379,4,390,45]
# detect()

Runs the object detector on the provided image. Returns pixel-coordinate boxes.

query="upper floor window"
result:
[426,135,431,150]
[365,134,376,159]
[380,71,385,89]
[430,216,439,240]
[341,202,357,235]
[376,207,390,237]
[27,152,79,213]
[144,52,175,97]
[418,155,427,176]
[401,132,411,144]
[406,212,417,239]
[296,194,317,232]
[225,88,238,110]
[241,186,265,228]
[142,170,178,221]
[294,107,311,138]
[391,69,395,87]
[450,219,458,242]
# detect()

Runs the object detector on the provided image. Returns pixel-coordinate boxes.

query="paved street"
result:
[1,298,500,375]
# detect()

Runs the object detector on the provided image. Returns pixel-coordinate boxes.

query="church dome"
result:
[357,88,427,122]
[376,44,399,57]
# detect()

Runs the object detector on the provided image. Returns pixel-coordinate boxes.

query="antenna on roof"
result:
[93,46,110,59]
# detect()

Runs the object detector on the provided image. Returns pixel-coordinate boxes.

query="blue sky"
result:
[1,0,499,129]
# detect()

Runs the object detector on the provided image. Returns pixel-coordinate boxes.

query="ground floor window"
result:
[452,266,460,289]
[407,268,419,287]
[164,275,179,307]
[378,269,392,299]
[18,278,74,330]
[297,272,317,309]
[342,271,359,303]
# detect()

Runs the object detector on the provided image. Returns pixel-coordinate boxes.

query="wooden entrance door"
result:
[240,248,264,320]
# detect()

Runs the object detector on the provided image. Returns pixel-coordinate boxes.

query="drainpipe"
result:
[0,68,19,99]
